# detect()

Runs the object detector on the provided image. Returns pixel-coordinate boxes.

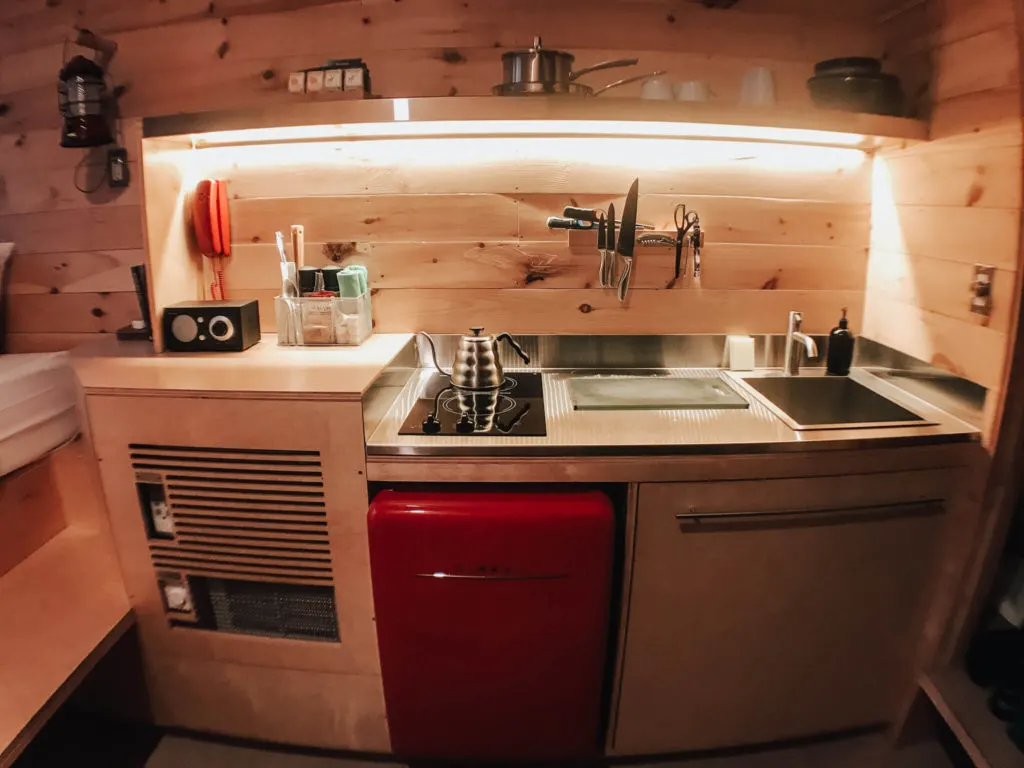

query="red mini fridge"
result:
[367,490,614,761]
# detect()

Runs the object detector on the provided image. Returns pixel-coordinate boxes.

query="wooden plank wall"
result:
[865,0,1023,398]
[200,137,871,335]
[0,0,896,349]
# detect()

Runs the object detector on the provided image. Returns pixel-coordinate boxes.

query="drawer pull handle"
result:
[675,500,943,524]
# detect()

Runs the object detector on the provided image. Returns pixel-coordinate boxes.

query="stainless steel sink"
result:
[738,375,931,430]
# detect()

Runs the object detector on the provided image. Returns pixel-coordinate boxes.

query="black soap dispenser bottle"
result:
[826,308,855,376]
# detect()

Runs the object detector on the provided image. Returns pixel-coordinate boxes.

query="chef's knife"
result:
[606,202,617,288]
[616,179,639,303]
[546,216,597,231]
[597,214,607,287]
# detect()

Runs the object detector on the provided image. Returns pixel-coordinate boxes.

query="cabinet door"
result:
[613,477,946,755]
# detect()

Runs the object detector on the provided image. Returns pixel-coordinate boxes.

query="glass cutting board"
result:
[569,376,750,410]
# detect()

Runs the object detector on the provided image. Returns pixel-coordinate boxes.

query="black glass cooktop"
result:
[399,373,548,437]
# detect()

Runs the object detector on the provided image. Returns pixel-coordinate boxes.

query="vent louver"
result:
[131,443,332,586]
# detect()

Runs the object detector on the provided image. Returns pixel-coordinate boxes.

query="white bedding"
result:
[0,353,80,477]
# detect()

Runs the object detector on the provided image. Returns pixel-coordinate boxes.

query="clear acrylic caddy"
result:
[275,292,372,346]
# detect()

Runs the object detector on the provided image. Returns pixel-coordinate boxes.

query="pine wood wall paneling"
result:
[226,242,869,293]
[0,120,145,351]
[212,139,871,201]
[227,194,870,247]
[865,0,1023,393]
[243,286,864,337]
[217,137,870,334]
[0,0,885,344]
[0,1,884,133]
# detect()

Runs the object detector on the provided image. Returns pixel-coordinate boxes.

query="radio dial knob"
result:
[209,315,235,342]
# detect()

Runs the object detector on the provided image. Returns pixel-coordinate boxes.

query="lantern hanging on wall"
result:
[58,54,114,148]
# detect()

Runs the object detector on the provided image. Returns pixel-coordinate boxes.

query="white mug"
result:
[674,80,711,102]
[740,67,776,106]
[641,76,674,100]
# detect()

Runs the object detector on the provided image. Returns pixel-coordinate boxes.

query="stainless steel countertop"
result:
[365,367,980,457]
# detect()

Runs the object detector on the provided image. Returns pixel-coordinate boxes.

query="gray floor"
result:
[146,733,954,768]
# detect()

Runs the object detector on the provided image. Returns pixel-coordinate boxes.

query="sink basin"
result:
[740,376,930,430]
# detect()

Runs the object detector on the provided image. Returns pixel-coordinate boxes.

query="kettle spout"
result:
[416,332,448,376]
[496,333,530,365]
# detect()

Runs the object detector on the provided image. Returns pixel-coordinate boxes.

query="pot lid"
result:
[502,35,574,61]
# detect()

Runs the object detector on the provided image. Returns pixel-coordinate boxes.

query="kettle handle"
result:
[496,333,530,364]
[416,332,449,376]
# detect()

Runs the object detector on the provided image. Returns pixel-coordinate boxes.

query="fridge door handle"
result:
[414,572,568,581]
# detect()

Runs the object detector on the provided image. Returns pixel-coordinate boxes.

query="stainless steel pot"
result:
[493,36,663,96]
[418,328,530,390]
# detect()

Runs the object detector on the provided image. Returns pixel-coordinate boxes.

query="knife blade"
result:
[606,203,617,289]
[607,202,616,253]
[616,179,639,303]
[597,214,607,287]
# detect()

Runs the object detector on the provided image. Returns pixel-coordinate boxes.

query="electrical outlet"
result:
[971,264,995,317]
[107,147,129,188]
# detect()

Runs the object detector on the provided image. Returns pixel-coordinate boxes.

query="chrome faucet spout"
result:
[783,311,818,376]
[793,331,818,359]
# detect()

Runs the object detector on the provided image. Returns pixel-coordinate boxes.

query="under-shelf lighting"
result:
[191,119,866,148]
[192,136,865,178]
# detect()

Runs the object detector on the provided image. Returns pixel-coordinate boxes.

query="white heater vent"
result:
[131,444,331,585]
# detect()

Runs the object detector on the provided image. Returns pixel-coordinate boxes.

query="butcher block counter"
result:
[71,333,414,399]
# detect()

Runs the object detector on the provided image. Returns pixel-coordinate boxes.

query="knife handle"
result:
[547,216,597,231]
[617,257,633,303]
[562,206,601,223]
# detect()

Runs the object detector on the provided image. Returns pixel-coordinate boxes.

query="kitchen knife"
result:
[564,206,655,230]
[606,202,616,288]
[597,214,607,287]
[564,206,601,223]
[691,222,703,286]
[616,179,639,303]
[546,216,597,231]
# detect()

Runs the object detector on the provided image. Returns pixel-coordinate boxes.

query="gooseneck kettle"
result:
[417,328,530,390]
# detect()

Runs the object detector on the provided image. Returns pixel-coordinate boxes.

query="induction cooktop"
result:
[399,373,547,437]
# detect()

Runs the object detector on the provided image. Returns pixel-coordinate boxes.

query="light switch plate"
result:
[305,70,325,92]
[324,69,343,90]
[343,68,364,90]
[287,71,306,93]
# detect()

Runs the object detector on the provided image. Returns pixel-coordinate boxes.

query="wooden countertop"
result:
[71,334,414,398]
[0,526,133,767]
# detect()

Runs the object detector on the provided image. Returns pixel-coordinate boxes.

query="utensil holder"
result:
[275,293,372,346]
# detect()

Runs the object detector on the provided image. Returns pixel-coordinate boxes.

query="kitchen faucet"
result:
[783,311,819,376]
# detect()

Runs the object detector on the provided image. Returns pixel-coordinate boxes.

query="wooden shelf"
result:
[920,668,1024,768]
[0,526,132,768]
[142,96,928,150]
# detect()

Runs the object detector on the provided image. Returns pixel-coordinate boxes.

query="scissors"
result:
[672,205,701,286]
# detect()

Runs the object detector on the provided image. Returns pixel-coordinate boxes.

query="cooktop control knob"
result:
[422,415,441,434]
[170,314,199,343]
[455,414,474,434]
[208,315,235,342]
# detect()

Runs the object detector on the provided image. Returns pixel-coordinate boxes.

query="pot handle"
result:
[569,57,639,81]
[592,70,668,96]
[417,331,449,376]
[496,333,531,364]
